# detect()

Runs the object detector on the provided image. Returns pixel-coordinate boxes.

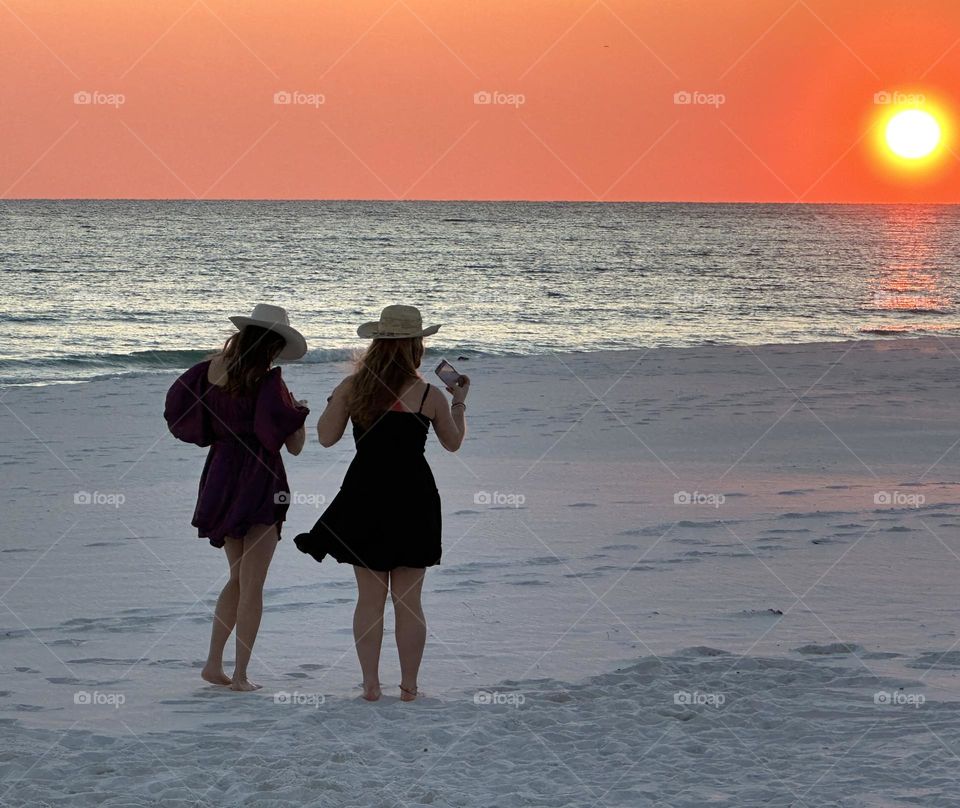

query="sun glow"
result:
[876,101,949,172]
[885,109,941,159]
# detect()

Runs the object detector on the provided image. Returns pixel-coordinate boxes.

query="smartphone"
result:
[435,359,461,388]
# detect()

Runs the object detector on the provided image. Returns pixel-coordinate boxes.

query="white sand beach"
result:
[3,337,960,806]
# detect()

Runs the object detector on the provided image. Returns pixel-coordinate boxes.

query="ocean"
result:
[2,200,959,385]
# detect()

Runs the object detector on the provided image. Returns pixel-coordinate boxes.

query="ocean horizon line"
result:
[2,198,959,206]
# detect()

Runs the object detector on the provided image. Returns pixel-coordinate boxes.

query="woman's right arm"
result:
[316,377,353,447]
[430,376,470,452]
[285,423,306,455]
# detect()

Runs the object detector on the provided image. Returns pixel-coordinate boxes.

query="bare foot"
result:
[201,665,232,686]
[362,681,382,701]
[230,677,262,692]
[399,684,417,702]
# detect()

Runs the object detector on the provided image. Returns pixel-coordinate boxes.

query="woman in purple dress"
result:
[164,304,310,691]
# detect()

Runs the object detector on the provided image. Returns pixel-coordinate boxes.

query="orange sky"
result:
[2,0,959,202]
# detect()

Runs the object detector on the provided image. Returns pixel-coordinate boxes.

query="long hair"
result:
[217,325,287,396]
[349,337,424,428]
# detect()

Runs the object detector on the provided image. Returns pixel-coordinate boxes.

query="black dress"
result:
[294,383,442,571]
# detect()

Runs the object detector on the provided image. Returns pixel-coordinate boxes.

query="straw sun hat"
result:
[357,305,441,340]
[229,303,308,360]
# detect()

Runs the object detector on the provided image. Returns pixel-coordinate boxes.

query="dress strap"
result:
[417,382,430,413]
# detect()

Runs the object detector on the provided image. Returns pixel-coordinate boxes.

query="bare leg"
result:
[353,566,389,701]
[230,523,278,691]
[202,538,243,685]
[390,567,426,701]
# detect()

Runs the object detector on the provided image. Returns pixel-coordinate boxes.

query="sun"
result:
[885,109,941,160]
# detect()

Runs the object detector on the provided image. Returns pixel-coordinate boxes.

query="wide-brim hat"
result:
[229,303,308,360]
[357,304,441,340]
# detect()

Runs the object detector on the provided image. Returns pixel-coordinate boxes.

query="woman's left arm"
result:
[316,377,352,447]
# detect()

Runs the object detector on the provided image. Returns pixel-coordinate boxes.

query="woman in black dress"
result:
[294,305,469,701]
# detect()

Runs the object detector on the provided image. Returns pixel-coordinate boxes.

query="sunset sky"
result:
[2,0,959,202]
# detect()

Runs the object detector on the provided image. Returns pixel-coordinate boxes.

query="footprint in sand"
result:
[793,642,862,656]
[676,520,731,529]
[68,657,141,665]
[524,556,564,566]
[908,651,960,670]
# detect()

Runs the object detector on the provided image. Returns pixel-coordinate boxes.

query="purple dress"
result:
[164,361,309,548]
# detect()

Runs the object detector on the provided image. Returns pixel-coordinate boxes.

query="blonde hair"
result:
[349,337,424,427]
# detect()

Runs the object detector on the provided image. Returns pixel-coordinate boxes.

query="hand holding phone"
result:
[435,359,470,403]
[435,359,461,388]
